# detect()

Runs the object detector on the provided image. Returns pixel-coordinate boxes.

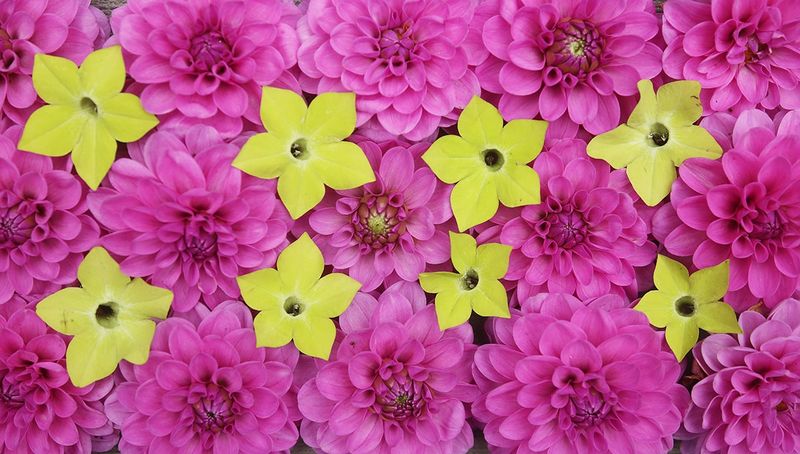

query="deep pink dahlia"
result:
[0,309,115,453]
[87,126,292,311]
[0,127,99,303]
[499,139,655,302]
[0,0,105,126]
[104,301,299,453]
[470,0,661,134]
[680,299,800,453]
[110,0,300,137]
[473,293,689,453]
[653,110,800,310]
[307,140,451,291]
[297,0,482,140]
[663,0,800,113]
[298,282,478,453]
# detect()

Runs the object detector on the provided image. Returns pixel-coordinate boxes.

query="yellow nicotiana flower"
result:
[36,247,173,387]
[587,80,722,206]
[635,255,741,361]
[419,232,511,330]
[237,233,361,360]
[422,96,547,231]
[18,46,158,190]
[232,87,375,219]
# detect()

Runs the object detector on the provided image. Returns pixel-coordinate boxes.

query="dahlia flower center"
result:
[0,209,32,243]
[482,149,505,171]
[95,302,119,329]
[194,394,233,431]
[743,37,770,64]
[776,402,791,412]
[80,97,98,116]
[570,392,611,427]
[290,139,309,160]
[190,31,232,69]
[354,195,406,250]
[184,225,218,261]
[647,123,670,147]
[0,29,11,51]
[460,269,479,290]
[377,379,425,421]
[674,296,696,317]
[0,382,22,407]
[283,296,304,316]
[379,21,416,60]
[548,19,604,75]
[751,210,783,240]
[546,210,588,249]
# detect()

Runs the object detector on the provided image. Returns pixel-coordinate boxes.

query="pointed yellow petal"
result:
[476,242,511,280]
[36,287,97,335]
[449,232,477,273]
[586,125,645,169]
[277,233,323,292]
[253,309,293,348]
[667,126,723,165]
[66,331,119,387]
[260,86,307,136]
[118,278,172,320]
[696,301,741,334]
[634,291,674,328]
[18,105,86,156]
[237,268,284,311]
[500,119,547,164]
[422,135,481,184]
[419,271,460,293]
[434,291,472,330]
[78,247,131,297]
[303,92,356,141]
[689,260,730,303]
[293,317,336,360]
[100,93,159,143]
[628,79,658,130]
[78,46,126,98]
[656,80,703,126]
[32,54,80,105]
[457,96,503,146]
[496,165,540,208]
[626,152,676,206]
[473,279,510,318]
[115,319,156,364]
[309,141,375,190]
[306,273,360,318]
[71,120,118,190]
[665,318,699,361]
[451,173,498,231]
[277,165,325,219]
[653,254,690,296]
[233,133,292,180]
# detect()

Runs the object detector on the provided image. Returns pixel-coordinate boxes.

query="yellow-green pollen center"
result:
[367,214,388,235]
[569,39,586,56]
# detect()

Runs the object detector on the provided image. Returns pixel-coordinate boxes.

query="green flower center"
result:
[674,296,696,317]
[482,149,504,171]
[81,97,98,116]
[460,269,479,291]
[648,123,669,147]
[95,302,119,328]
[289,139,309,160]
[367,214,388,235]
[283,296,304,316]
[569,39,586,57]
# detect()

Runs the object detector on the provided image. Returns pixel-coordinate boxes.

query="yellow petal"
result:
[434,290,472,330]
[237,267,284,311]
[475,242,511,280]
[18,105,86,157]
[233,133,292,180]
[277,233,323,292]
[500,119,547,164]
[253,310,293,348]
[628,79,657,130]
[66,331,119,387]
[32,54,80,105]
[71,120,118,190]
[626,152,676,206]
[449,231,477,273]
[419,272,460,293]
[586,125,645,169]
[293,317,336,360]
[665,318,699,361]
[689,260,730,303]
[667,126,723,165]
[118,278,172,320]
[306,273,361,318]
[695,301,742,334]
[422,135,481,184]
[457,96,503,147]
[303,92,356,141]
[277,164,325,219]
[115,319,156,364]
[496,164,540,208]
[100,93,159,143]
[78,247,130,297]
[653,254,690,296]
[78,46,126,99]
[472,279,510,319]
[451,172,498,231]
[309,141,375,190]
[656,80,703,126]
[36,287,97,335]
[260,86,307,136]
[634,291,674,328]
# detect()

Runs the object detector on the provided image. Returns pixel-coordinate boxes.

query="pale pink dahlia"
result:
[105,301,299,453]
[0,309,115,453]
[298,282,478,453]
[297,0,482,140]
[499,139,656,302]
[663,0,800,113]
[473,293,689,453]
[0,128,99,304]
[87,126,292,311]
[0,0,105,126]
[680,299,800,453]
[110,0,300,137]
[307,140,451,291]
[653,110,800,310]
[470,0,661,133]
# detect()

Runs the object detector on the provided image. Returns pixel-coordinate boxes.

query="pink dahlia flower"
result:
[473,293,689,453]
[499,139,655,302]
[297,0,482,140]
[307,140,451,291]
[653,110,800,310]
[0,0,105,126]
[298,282,478,453]
[681,299,800,453]
[470,0,661,134]
[0,128,99,303]
[663,0,800,113]
[110,0,300,137]
[105,301,299,453]
[0,309,115,453]
[88,126,292,311]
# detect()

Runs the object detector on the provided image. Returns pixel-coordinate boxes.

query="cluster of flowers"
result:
[1,0,800,453]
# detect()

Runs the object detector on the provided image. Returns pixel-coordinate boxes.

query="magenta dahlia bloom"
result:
[104,301,299,453]
[0,128,99,304]
[297,0,482,140]
[88,126,292,311]
[307,140,451,291]
[298,282,477,453]
[473,293,688,453]
[0,309,115,453]
[110,0,300,137]
[663,0,800,113]
[681,299,800,453]
[0,0,105,126]
[499,139,655,302]
[470,0,661,133]
[653,110,800,310]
